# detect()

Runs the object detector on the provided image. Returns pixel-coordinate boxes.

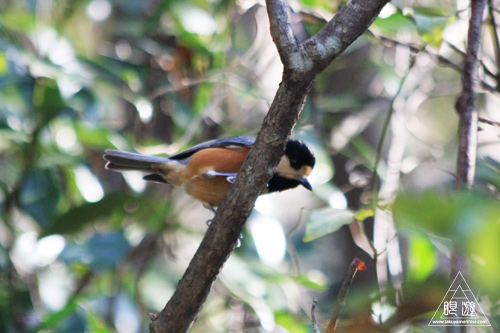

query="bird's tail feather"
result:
[103,149,170,173]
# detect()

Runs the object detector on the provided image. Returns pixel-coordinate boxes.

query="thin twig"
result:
[371,47,422,211]
[455,0,486,189]
[479,116,500,127]
[372,33,498,92]
[326,258,367,333]
[486,0,500,80]
[445,40,498,85]
[311,299,321,333]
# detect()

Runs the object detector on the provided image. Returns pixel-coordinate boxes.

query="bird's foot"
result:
[235,233,244,248]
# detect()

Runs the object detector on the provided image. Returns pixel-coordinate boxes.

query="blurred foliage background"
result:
[1,0,500,331]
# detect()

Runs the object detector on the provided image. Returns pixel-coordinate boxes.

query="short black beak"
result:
[297,176,313,191]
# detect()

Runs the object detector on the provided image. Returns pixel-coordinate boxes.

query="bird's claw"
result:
[235,233,243,248]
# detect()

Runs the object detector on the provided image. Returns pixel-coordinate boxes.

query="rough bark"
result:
[450,2,486,332]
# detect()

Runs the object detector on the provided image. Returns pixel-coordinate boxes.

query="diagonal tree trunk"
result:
[149,0,391,331]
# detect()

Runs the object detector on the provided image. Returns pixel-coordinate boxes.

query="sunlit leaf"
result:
[468,221,500,301]
[0,9,36,32]
[295,275,328,291]
[373,12,415,35]
[0,52,7,76]
[274,310,309,333]
[304,208,355,242]
[355,208,374,221]
[297,0,336,12]
[409,13,453,49]
[74,124,116,149]
[407,232,437,283]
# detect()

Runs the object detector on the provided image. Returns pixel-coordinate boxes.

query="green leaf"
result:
[0,52,7,76]
[87,231,130,271]
[19,168,61,229]
[410,13,453,48]
[0,9,37,32]
[467,221,500,301]
[393,191,461,236]
[44,193,134,236]
[317,94,371,112]
[37,151,82,169]
[74,124,116,149]
[59,231,131,272]
[476,157,500,190]
[393,190,500,240]
[297,0,336,12]
[274,310,309,333]
[355,208,374,221]
[33,77,65,125]
[87,311,112,333]
[37,300,78,331]
[304,208,355,242]
[407,232,437,283]
[295,275,328,291]
[373,12,415,35]
[193,82,212,114]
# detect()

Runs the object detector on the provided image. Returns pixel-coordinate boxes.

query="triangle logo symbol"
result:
[429,271,491,326]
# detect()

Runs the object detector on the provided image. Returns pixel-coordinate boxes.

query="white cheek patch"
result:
[276,156,295,179]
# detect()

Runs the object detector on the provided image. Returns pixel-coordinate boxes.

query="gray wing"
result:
[168,136,255,161]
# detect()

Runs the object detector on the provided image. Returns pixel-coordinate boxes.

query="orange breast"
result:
[179,147,251,207]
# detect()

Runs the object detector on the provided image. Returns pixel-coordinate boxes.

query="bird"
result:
[103,136,315,211]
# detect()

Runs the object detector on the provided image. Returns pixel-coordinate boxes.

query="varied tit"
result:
[103,136,315,211]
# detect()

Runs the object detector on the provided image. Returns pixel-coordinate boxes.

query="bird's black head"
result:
[267,139,315,193]
[284,139,316,170]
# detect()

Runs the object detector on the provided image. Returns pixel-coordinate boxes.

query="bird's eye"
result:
[290,159,299,168]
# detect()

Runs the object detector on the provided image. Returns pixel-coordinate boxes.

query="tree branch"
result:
[311,299,321,333]
[327,258,367,332]
[455,0,486,189]
[304,0,387,73]
[149,1,390,331]
[266,0,301,70]
[450,0,487,311]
